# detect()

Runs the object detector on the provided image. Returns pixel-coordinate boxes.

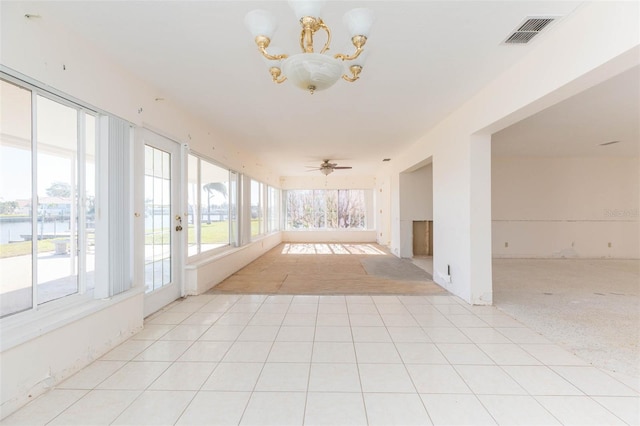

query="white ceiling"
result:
[493,65,640,157]
[19,0,605,175]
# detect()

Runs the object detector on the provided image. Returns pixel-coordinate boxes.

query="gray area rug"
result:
[360,257,433,281]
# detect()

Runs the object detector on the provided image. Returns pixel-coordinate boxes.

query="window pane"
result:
[326,190,338,228]
[144,146,172,292]
[0,80,33,317]
[36,95,79,304]
[200,160,229,250]
[84,113,96,291]
[267,186,280,232]
[229,171,238,246]
[187,155,199,256]
[251,180,263,238]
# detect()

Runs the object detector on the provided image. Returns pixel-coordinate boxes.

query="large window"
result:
[0,78,97,317]
[187,154,234,256]
[250,179,264,238]
[267,186,280,233]
[285,189,372,230]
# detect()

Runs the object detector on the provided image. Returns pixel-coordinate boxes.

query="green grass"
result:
[0,239,55,259]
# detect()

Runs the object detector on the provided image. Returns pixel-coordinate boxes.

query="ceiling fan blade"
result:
[332,166,352,169]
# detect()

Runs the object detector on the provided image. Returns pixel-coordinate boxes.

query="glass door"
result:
[142,130,183,317]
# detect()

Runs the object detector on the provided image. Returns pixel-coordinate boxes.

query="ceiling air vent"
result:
[504,17,555,44]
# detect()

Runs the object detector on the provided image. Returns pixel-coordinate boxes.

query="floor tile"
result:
[349,314,385,327]
[305,392,367,426]
[372,295,402,304]
[454,365,527,395]
[352,326,392,342]
[292,295,319,304]
[496,328,551,344]
[347,303,379,314]
[387,326,430,343]
[413,314,454,327]
[535,396,627,425]
[178,341,233,362]
[264,295,293,304]
[459,327,512,344]
[592,396,640,425]
[551,366,638,396]
[47,390,140,426]
[180,312,223,325]
[199,325,244,341]
[257,303,290,314]
[476,314,525,328]
[308,363,362,392]
[227,303,262,313]
[423,327,471,343]
[318,303,348,314]
[520,344,589,366]
[176,391,252,426]
[312,342,356,363]
[168,301,206,313]
[111,390,195,425]
[477,395,560,426]
[134,340,193,361]
[100,340,154,361]
[364,393,432,426]
[199,300,235,313]
[215,312,254,326]
[436,343,495,365]
[376,303,410,314]
[381,314,419,327]
[56,360,126,389]
[434,304,471,315]
[502,366,583,395]
[97,361,171,390]
[237,325,280,342]
[316,313,350,326]
[0,390,88,426]
[131,324,175,340]
[255,363,310,391]
[237,295,267,304]
[249,313,286,326]
[146,311,192,325]
[346,295,374,304]
[240,392,306,425]
[395,342,448,364]
[314,326,352,342]
[276,326,315,342]
[355,342,402,363]
[446,314,489,328]
[287,304,318,314]
[319,295,346,304]
[358,363,415,392]
[148,362,216,390]
[282,313,317,326]
[476,343,542,366]
[159,324,210,341]
[222,341,272,363]
[420,394,497,425]
[406,364,471,394]
[201,362,263,391]
[267,341,313,362]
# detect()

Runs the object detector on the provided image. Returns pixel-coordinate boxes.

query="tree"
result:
[46,181,71,198]
[203,182,227,224]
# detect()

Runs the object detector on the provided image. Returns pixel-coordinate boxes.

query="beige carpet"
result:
[208,243,446,295]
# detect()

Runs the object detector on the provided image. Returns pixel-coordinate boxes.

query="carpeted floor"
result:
[208,243,445,295]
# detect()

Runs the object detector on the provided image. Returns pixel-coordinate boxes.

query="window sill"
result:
[0,287,144,352]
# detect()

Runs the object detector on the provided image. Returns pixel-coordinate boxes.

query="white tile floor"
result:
[3,293,639,426]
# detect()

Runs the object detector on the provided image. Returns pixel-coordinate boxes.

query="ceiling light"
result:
[245,1,374,94]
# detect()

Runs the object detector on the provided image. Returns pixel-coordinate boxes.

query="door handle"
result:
[175,215,183,231]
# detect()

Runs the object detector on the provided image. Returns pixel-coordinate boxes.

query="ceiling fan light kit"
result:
[245,0,374,94]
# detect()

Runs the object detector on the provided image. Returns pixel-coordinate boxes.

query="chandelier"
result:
[245,1,374,94]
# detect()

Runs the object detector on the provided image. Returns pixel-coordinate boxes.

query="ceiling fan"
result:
[306,160,353,176]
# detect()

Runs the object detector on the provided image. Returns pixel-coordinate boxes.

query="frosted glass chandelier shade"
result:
[244,9,277,38]
[288,0,326,20]
[343,8,375,37]
[282,53,344,92]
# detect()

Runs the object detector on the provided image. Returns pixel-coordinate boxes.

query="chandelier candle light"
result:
[245,0,374,94]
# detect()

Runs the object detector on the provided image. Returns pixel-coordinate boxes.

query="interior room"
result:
[0,1,638,424]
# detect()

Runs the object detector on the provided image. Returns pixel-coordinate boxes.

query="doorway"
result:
[142,130,184,317]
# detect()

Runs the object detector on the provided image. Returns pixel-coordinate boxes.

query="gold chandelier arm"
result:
[269,67,287,84]
[259,46,289,61]
[342,65,362,82]
[334,35,367,61]
[319,22,332,53]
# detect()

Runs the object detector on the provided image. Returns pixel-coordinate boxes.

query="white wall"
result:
[492,157,640,258]
[399,163,433,258]
[383,2,640,304]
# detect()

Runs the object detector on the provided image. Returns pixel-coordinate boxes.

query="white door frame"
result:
[135,128,185,317]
